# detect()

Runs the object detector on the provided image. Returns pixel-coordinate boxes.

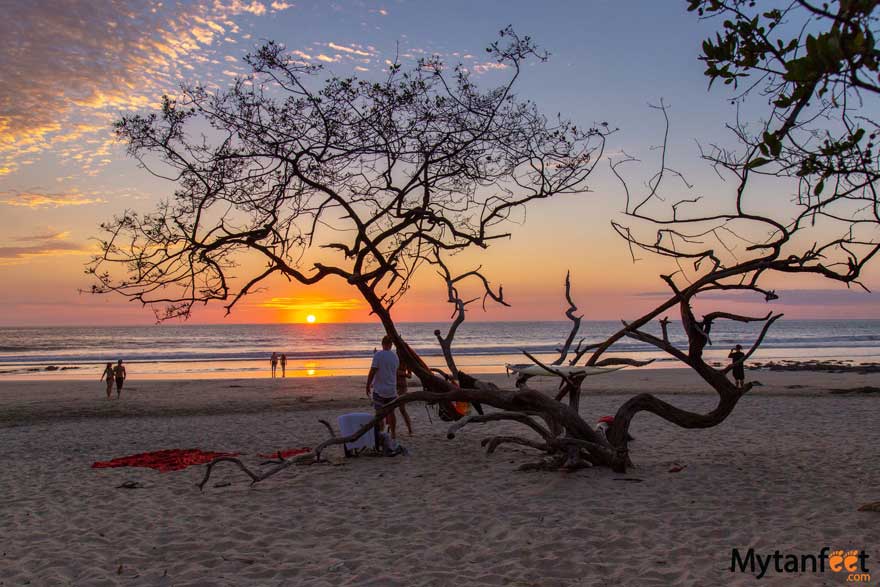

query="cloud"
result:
[316,54,340,63]
[327,42,372,57]
[633,288,876,306]
[0,231,90,264]
[1,189,104,208]
[270,1,293,10]
[258,297,363,311]
[472,62,509,74]
[223,1,267,16]
[0,1,285,176]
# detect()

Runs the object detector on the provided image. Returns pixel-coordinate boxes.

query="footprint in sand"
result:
[829,550,844,572]
[844,550,860,572]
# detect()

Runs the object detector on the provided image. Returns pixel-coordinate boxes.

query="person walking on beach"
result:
[112,359,127,399]
[100,362,114,399]
[270,352,278,378]
[728,344,746,389]
[366,335,399,444]
[280,353,287,378]
[396,348,414,436]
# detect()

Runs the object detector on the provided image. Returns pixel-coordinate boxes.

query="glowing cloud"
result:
[327,42,372,57]
[1,190,104,209]
[0,231,90,265]
[224,1,267,16]
[473,62,509,74]
[259,297,364,311]
[0,0,288,176]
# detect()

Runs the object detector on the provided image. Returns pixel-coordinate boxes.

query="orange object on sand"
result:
[453,401,471,417]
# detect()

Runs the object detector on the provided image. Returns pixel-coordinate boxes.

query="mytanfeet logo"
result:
[731,547,871,582]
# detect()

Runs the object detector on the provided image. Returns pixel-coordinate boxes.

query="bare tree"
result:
[91,29,624,475]
[90,27,608,373]
[595,0,880,451]
[292,2,878,476]
[96,4,880,485]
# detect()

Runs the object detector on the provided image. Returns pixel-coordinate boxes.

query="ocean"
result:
[1,319,879,380]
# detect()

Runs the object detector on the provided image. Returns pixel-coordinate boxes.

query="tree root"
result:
[480,435,551,454]
[446,411,553,442]
[197,453,317,491]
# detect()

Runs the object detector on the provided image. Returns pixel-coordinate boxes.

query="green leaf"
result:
[747,157,771,169]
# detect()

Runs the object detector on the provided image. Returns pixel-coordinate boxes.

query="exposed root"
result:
[197,452,316,491]
[446,411,552,442]
[480,435,551,454]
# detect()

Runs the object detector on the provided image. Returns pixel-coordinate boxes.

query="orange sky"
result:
[1,1,878,326]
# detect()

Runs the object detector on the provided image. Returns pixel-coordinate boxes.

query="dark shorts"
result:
[115,377,124,388]
[372,393,397,410]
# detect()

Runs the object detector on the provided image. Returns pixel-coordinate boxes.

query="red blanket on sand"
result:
[91,449,239,473]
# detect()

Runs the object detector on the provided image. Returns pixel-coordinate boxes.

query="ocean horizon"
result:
[2,319,879,380]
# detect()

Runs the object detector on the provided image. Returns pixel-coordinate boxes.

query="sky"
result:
[1,0,878,326]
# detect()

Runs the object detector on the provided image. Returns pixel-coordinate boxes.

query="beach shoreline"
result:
[1,367,879,427]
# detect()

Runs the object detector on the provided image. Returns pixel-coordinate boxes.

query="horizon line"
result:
[3,317,880,329]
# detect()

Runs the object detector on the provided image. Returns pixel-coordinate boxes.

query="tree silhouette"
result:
[93,6,880,481]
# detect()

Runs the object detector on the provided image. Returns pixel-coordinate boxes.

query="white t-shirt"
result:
[370,349,399,397]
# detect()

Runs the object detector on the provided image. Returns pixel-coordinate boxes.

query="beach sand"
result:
[0,368,877,586]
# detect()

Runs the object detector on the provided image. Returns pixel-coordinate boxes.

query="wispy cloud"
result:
[1,189,104,209]
[0,1,287,177]
[0,231,90,264]
[259,297,363,311]
[327,42,372,57]
[224,1,267,16]
[472,61,509,74]
[633,288,876,306]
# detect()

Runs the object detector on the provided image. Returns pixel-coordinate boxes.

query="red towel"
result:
[92,448,239,473]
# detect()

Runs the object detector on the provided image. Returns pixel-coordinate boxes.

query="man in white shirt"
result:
[366,335,399,442]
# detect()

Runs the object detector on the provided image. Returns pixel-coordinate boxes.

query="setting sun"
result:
[306,314,316,323]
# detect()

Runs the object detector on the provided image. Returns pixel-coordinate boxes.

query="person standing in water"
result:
[112,359,127,399]
[100,362,114,399]
[270,352,278,378]
[280,353,287,378]
[728,344,746,389]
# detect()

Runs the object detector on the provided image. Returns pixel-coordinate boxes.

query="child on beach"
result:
[100,362,114,399]
[728,344,746,388]
[280,353,287,378]
[270,352,278,378]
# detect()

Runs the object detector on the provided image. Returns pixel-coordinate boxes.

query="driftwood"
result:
[95,7,879,487]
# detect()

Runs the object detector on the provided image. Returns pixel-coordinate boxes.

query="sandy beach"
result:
[0,368,877,586]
